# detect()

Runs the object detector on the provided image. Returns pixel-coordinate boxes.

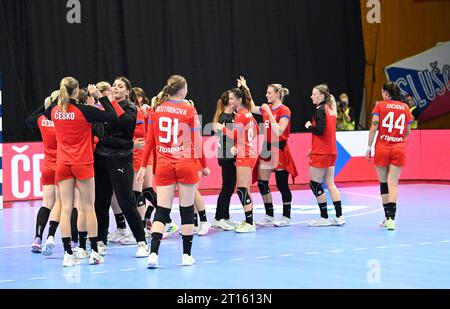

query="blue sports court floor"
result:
[1,183,450,289]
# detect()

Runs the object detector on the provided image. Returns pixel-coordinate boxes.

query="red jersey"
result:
[311,103,337,155]
[234,106,258,159]
[260,104,291,143]
[46,98,121,165]
[142,100,206,168]
[37,115,57,169]
[372,100,413,148]
[133,107,147,166]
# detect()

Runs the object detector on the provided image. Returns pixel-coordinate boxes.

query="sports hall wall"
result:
[360,0,450,129]
[0,0,365,143]
[3,129,450,202]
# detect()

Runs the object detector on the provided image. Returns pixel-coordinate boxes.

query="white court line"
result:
[280,254,295,257]
[339,191,382,200]
[439,240,450,243]
[29,277,47,280]
[255,256,270,259]
[304,252,319,255]
[14,230,25,233]
[328,250,343,253]
[292,208,383,225]
[204,260,218,264]
[91,271,108,274]
[352,248,367,251]
[120,268,136,272]
[419,242,432,245]
[0,280,15,283]
[398,244,411,247]
[230,258,245,261]
[376,246,390,249]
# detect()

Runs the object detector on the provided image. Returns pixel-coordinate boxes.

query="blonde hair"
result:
[96,81,111,95]
[268,84,289,102]
[44,90,60,109]
[59,77,79,112]
[154,75,187,108]
[314,84,337,113]
[213,91,230,123]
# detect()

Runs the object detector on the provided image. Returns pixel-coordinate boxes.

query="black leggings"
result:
[94,153,146,244]
[215,160,236,221]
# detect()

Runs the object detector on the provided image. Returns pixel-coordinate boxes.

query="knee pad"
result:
[257,180,270,196]
[237,187,252,206]
[380,182,389,195]
[133,191,146,208]
[142,187,157,207]
[275,171,292,203]
[153,206,171,225]
[309,181,324,197]
[179,205,195,225]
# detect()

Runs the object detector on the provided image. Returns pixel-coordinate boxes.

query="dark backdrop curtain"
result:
[0,0,365,142]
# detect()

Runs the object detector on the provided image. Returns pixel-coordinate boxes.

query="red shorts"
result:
[309,154,337,168]
[374,146,406,167]
[42,165,56,186]
[155,161,200,186]
[56,163,95,182]
[260,148,288,170]
[236,158,257,168]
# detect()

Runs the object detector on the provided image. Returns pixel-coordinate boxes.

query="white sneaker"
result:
[62,253,80,267]
[97,241,107,256]
[257,215,275,226]
[110,228,132,243]
[145,229,152,238]
[308,217,332,227]
[118,233,137,245]
[163,222,179,239]
[274,216,292,227]
[76,248,90,259]
[71,241,79,252]
[224,218,241,227]
[235,221,256,233]
[212,219,235,231]
[135,241,150,258]
[147,252,159,268]
[197,222,211,236]
[181,254,196,266]
[42,236,55,256]
[332,216,346,226]
[89,250,104,265]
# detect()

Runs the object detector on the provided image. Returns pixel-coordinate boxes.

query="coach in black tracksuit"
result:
[94,77,146,247]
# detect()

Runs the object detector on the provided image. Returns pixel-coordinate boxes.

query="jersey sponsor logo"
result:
[380,135,404,143]
[157,145,185,154]
[40,118,55,127]
[386,103,406,110]
[54,111,75,120]
[156,105,187,116]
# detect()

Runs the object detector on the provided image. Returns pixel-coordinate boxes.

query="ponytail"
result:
[58,77,78,112]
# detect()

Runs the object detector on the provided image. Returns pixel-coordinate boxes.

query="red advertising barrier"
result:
[2,130,449,201]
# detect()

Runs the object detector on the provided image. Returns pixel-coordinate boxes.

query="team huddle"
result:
[26,74,412,268]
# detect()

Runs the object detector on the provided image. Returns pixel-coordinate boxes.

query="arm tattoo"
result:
[372,121,379,126]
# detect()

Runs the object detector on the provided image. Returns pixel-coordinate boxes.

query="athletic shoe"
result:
[212,219,235,231]
[273,216,292,227]
[256,215,275,226]
[97,241,107,256]
[71,241,79,252]
[76,248,90,259]
[42,236,55,256]
[62,253,80,267]
[332,216,346,226]
[31,237,42,253]
[135,241,150,258]
[197,222,211,236]
[385,218,396,230]
[224,218,241,227]
[181,254,196,266]
[235,221,256,233]
[108,228,130,242]
[89,250,104,265]
[162,222,179,239]
[147,252,159,269]
[118,233,137,245]
[308,217,332,227]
